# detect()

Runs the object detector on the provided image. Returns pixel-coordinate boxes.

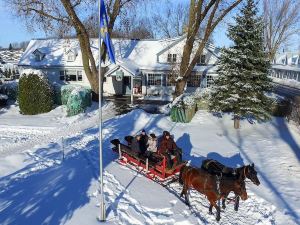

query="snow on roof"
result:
[274,52,300,66]
[0,50,23,64]
[19,37,219,73]
[272,64,300,72]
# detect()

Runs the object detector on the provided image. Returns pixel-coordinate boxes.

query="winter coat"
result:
[140,134,149,153]
[147,137,157,153]
[131,138,141,153]
[158,137,178,155]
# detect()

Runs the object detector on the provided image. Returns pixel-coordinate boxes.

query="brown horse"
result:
[201,159,260,211]
[222,163,260,211]
[179,165,248,221]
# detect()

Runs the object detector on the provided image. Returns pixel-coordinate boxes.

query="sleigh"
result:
[111,138,187,181]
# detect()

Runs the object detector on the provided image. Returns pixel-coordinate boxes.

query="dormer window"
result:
[167,54,177,63]
[167,54,172,63]
[197,55,206,65]
[65,49,77,62]
[33,49,45,62]
[67,54,75,62]
[172,54,177,62]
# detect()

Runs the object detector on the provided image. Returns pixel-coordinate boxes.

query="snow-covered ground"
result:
[0,104,300,225]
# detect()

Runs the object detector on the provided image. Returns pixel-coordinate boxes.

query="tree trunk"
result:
[234,115,240,129]
[174,79,187,98]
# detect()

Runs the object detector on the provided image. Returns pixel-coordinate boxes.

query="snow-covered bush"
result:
[0,81,18,101]
[66,86,92,116]
[174,94,196,109]
[61,85,79,105]
[18,71,54,115]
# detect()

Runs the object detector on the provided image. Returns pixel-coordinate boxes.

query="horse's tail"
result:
[179,165,187,185]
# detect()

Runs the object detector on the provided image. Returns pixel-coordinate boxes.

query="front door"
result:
[123,76,131,95]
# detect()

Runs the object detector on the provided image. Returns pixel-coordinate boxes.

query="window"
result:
[187,74,201,87]
[197,55,206,65]
[166,73,179,86]
[167,54,172,63]
[206,75,214,88]
[65,70,77,81]
[60,71,65,80]
[33,49,45,62]
[172,54,177,63]
[77,71,82,81]
[147,74,162,86]
[67,54,75,62]
[60,70,83,81]
[35,54,43,62]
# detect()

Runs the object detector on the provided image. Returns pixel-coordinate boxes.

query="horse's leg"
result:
[209,199,221,221]
[215,204,221,221]
[222,194,228,209]
[185,188,191,207]
[209,204,213,215]
[181,183,190,206]
[234,196,240,211]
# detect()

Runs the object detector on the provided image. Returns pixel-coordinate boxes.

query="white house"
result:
[270,52,300,85]
[18,36,219,97]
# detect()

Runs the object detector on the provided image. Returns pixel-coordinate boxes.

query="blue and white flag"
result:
[100,0,116,64]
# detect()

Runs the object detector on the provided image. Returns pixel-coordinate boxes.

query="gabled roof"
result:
[156,35,187,60]
[19,37,219,73]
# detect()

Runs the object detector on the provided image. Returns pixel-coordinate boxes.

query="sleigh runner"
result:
[111,139,187,181]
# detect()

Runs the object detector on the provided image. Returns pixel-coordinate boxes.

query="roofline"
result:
[156,35,187,61]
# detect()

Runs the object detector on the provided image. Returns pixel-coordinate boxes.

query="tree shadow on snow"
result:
[176,133,244,167]
[0,147,95,225]
[272,117,300,162]
[0,110,162,225]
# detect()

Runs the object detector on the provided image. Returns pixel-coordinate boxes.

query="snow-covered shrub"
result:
[61,85,79,105]
[174,94,196,109]
[0,81,18,101]
[18,71,54,115]
[183,95,195,109]
[66,86,92,116]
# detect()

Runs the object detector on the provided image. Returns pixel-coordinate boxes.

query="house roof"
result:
[19,37,219,73]
[274,52,300,66]
[0,50,23,64]
[272,64,300,72]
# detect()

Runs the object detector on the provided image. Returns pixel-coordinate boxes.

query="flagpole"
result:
[98,0,106,222]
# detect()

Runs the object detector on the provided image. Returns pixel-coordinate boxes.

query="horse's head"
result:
[234,179,248,201]
[245,163,260,186]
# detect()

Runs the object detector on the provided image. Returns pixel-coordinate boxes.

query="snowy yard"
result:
[0,105,300,225]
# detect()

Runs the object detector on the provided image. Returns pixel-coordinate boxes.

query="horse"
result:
[179,165,248,221]
[201,159,260,211]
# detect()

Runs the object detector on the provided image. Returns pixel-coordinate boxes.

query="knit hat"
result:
[163,131,170,136]
[150,133,156,138]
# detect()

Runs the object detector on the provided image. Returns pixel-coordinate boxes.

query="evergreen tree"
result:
[8,43,13,51]
[209,0,272,129]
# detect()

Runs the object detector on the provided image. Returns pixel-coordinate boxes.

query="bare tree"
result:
[111,10,154,39]
[174,0,242,97]
[151,2,189,38]
[6,0,144,95]
[263,0,300,61]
